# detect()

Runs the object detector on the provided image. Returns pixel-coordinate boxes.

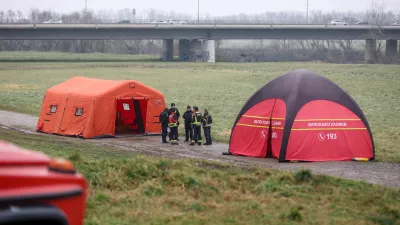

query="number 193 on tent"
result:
[318,132,337,141]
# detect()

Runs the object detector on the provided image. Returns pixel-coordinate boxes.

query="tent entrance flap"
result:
[115,98,148,135]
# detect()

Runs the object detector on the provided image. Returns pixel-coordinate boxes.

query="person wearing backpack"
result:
[202,109,213,145]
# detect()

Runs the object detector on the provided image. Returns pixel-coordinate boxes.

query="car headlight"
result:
[48,158,76,174]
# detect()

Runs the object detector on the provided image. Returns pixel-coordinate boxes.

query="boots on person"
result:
[189,141,195,146]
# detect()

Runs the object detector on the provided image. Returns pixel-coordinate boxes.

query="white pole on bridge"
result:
[197,0,200,23]
[306,0,309,24]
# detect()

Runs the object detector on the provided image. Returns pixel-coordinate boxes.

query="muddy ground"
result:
[0,110,399,189]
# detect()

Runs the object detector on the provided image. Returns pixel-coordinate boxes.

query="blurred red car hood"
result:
[0,140,50,166]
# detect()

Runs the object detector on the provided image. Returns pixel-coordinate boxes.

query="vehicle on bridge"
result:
[168,20,187,25]
[356,21,369,25]
[0,140,87,225]
[150,20,186,25]
[117,20,130,24]
[330,20,348,25]
[151,20,168,24]
[391,22,400,26]
[43,19,63,24]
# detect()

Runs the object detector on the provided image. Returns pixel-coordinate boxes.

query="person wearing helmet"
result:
[168,108,179,145]
[190,106,203,146]
[202,109,213,145]
[182,105,194,142]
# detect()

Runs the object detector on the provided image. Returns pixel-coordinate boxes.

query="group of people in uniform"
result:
[159,103,213,146]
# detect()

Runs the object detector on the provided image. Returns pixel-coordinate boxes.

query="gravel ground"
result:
[1,110,399,189]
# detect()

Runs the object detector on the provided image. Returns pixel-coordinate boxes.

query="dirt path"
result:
[1,110,399,189]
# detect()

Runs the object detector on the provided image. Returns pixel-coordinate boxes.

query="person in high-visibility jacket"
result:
[168,103,180,141]
[190,106,203,146]
[202,109,213,145]
[159,108,169,144]
[168,108,179,145]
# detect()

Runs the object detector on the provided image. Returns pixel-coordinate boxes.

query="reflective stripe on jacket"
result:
[168,114,178,127]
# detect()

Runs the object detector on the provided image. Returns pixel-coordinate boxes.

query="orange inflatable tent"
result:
[37,76,166,138]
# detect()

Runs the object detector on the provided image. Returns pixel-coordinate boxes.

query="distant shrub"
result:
[295,170,313,182]
[68,151,81,161]
[95,193,109,202]
[183,176,199,189]
[369,215,397,225]
[143,186,164,197]
[280,207,303,222]
[287,207,303,222]
[192,203,201,211]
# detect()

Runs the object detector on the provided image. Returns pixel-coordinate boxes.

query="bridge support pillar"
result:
[202,40,216,63]
[179,39,215,62]
[386,39,398,62]
[365,39,377,64]
[162,39,173,61]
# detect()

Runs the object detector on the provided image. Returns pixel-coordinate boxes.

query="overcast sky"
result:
[2,0,400,16]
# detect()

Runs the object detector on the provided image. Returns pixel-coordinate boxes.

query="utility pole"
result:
[306,0,309,24]
[197,0,200,23]
[84,0,88,21]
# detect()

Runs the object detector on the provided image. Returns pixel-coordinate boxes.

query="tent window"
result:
[50,105,57,113]
[123,103,130,111]
[75,108,83,116]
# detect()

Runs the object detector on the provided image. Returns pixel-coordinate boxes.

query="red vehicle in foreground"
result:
[0,141,87,225]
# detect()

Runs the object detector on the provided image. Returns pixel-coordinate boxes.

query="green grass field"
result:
[0,52,399,162]
[1,127,399,225]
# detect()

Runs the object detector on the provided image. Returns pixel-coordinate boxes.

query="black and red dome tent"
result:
[228,69,374,162]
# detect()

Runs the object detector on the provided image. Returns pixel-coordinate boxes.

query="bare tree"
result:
[0,11,5,23]
[29,8,39,23]
[367,0,386,25]
[17,10,23,22]
[6,10,16,23]
[336,40,354,51]
[252,39,266,62]
[366,0,387,62]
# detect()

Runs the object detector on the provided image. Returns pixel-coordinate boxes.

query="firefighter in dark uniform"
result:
[168,103,180,141]
[159,108,169,143]
[182,105,193,142]
[202,109,213,145]
[190,106,202,146]
[168,108,179,145]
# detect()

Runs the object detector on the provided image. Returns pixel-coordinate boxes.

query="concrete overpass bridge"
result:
[1,24,399,63]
